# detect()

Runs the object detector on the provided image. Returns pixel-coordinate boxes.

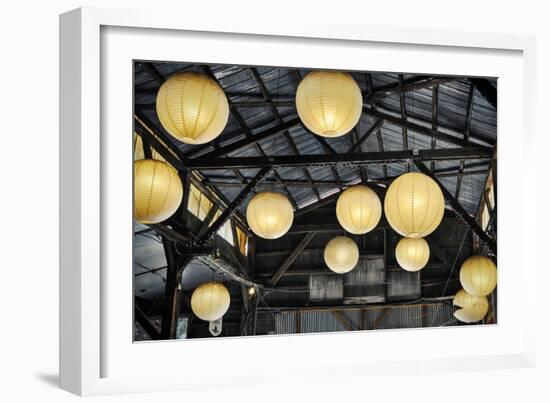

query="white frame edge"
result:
[59,6,537,396]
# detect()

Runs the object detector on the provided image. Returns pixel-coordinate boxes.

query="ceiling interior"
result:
[133,61,497,340]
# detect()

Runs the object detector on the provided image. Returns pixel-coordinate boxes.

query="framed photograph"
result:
[60,6,537,396]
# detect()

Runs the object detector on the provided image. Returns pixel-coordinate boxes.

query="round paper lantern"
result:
[459,255,497,297]
[295,71,363,137]
[395,237,430,272]
[453,289,489,323]
[324,236,359,274]
[134,159,183,224]
[191,282,231,322]
[336,185,382,234]
[384,172,445,238]
[156,72,229,145]
[246,192,294,239]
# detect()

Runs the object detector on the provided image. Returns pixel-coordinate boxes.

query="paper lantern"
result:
[336,185,382,234]
[453,289,489,323]
[246,192,294,239]
[191,282,231,322]
[395,237,430,272]
[134,159,183,224]
[324,236,359,274]
[459,255,497,296]
[295,71,363,137]
[384,172,445,238]
[156,72,229,144]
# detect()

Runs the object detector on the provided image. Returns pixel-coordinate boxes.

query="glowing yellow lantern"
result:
[336,185,382,234]
[156,72,229,144]
[134,159,183,224]
[295,71,363,137]
[384,172,445,238]
[324,236,359,274]
[459,255,497,297]
[191,282,231,322]
[246,192,294,239]
[395,237,430,272]
[453,289,489,323]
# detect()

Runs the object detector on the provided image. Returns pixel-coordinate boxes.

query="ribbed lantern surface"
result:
[134,159,183,224]
[156,72,229,145]
[384,172,445,238]
[246,192,294,239]
[191,282,231,322]
[395,237,430,272]
[453,289,489,323]
[295,71,363,137]
[459,255,497,297]
[324,236,359,274]
[336,185,382,234]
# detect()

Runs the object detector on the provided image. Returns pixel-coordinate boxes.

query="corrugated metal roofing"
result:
[134,62,496,215]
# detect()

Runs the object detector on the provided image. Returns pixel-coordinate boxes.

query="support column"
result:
[160,239,193,339]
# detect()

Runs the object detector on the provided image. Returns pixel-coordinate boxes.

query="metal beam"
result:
[134,117,185,171]
[257,263,465,278]
[431,84,439,171]
[187,148,492,170]
[194,167,271,246]
[372,308,391,329]
[363,106,492,149]
[188,117,302,160]
[197,255,261,288]
[300,122,344,188]
[414,161,496,255]
[141,62,165,85]
[397,75,410,157]
[367,76,456,102]
[160,240,193,339]
[134,111,188,163]
[202,166,488,188]
[196,202,220,238]
[376,127,388,179]
[146,223,193,243]
[135,305,161,340]
[332,311,355,331]
[347,119,384,153]
[456,82,477,198]
[190,172,251,235]
[269,232,316,285]
[137,76,455,111]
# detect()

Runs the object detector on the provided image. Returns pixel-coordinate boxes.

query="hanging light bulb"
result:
[324,236,359,274]
[336,185,382,234]
[156,72,229,145]
[395,237,430,272]
[459,255,497,297]
[384,172,445,238]
[453,289,489,323]
[134,159,183,224]
[246,192,294,239]
[295,71,363,137]
[191,282,231,322]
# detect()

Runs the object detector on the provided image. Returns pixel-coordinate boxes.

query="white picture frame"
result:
[60,6,537,396]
